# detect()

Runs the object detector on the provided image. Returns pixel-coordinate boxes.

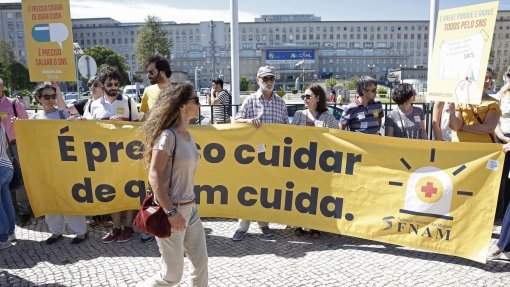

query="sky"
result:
[1,0,509,23]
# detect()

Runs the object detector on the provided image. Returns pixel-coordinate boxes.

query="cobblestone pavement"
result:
[0,217,509,287]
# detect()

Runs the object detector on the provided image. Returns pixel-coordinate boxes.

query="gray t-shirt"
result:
[30,109,69,120]
[385,106,425,139]
[154,128,200,202]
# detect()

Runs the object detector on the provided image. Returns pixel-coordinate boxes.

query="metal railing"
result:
[27,102,436,138]
[198,102,435,138]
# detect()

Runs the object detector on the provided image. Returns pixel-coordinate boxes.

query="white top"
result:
[499,92,510,134]
[84,94,138,121]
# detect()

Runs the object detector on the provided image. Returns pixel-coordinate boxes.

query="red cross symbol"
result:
[421,182,438,198]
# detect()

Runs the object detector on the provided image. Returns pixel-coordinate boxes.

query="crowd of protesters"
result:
[1,57,510,286]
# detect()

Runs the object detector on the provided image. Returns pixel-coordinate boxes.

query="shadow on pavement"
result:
[0,270,66,286]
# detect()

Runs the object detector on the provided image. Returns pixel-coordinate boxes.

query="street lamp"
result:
[387,69,399,104]
[368,64,375,79]
[194,66,203,91]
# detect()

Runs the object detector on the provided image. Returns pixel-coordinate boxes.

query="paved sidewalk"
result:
[0,217,509,287]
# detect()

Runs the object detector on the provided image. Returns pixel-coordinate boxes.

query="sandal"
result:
[294,227,305,236]
[310,230,321,239]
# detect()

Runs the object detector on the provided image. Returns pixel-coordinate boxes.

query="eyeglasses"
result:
[38,94,57,100]
[261,76,275,82]
[188,97,200,104]
[301,94,312,100]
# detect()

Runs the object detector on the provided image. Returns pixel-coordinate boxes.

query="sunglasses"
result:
[38,94,57,100]
[188,97,200,104]
[88,82,99,88]
[261,76,275,82]
[301,94,312,100]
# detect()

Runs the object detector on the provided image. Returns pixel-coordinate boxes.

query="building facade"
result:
[1,3,509,89]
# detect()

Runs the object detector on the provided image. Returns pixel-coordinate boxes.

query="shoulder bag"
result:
[134,129,177,238]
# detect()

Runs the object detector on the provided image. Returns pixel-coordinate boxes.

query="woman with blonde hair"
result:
[139,83,208,287]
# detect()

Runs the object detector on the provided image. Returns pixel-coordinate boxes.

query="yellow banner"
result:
[15,120,503,263]
[22,0,76,81]
[427,1,499,104]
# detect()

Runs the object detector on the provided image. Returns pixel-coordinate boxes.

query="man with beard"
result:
[232,65,288,241]
[84,65,139,244]
[140,54,172,121]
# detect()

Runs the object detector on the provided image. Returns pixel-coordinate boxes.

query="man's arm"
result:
[432,101,444,140]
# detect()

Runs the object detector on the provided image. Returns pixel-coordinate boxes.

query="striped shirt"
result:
[212,90,231,123]
[340,99,384,134]
[235,89,289,124]
[0,123,13,169]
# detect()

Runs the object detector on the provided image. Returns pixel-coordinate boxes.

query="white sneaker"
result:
[8,234,16,242]
[0,241,12,250]
[487,249,510,260]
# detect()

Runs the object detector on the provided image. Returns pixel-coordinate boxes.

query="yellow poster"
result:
[15,121,504,263]
[22,0,76,81]
[427,1,499,104]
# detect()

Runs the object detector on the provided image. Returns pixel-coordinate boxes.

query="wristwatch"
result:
[165,208,177,218]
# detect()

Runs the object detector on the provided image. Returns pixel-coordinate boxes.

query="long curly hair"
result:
[142,83,194,168]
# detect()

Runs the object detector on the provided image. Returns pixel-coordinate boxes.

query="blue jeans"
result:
[0,166,15,242]
[498,201,510,252]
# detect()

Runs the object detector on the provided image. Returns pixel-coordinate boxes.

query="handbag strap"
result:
[148,128,177,197]
[167,128,177,188]
[468,104,496,143]
[11,100,18,118]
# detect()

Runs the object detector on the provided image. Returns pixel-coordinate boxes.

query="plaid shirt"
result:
[235,90,289,124]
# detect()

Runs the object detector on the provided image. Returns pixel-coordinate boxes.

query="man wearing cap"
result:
[209,78,231,124]
[232,65,288,241]
[0,77,31,226]
[140,54,172,121]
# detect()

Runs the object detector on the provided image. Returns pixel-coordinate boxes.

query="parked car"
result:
[123,85,145,103]
[199,88,210,97]
[327,104,344,120]
[64,92,80,104]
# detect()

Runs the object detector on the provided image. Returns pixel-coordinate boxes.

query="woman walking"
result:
[139,83,208,286]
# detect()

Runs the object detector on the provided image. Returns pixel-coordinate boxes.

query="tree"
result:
[0,41,15,67]
[84,46,130,85]
[134,15,171,70]
[346,76,360,90]
[240,76,249,91]
[324,76,337,89]
[7,62,35,91]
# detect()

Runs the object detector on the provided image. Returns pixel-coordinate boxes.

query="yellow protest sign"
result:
[427,1,499,104]
[22,0,76,81]
[15,120,503,263]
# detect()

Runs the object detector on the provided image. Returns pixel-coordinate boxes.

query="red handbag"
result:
[134,129,177,238]
[134,191,171,238]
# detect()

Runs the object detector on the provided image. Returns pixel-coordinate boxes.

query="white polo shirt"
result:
[85,94,138,121]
